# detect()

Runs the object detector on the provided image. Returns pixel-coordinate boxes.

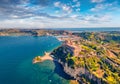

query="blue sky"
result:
[0,0,120,28]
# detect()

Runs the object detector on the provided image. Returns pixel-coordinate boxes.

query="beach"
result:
[33,52,53,63]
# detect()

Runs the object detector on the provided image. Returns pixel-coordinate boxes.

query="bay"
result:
[0,36,69,84]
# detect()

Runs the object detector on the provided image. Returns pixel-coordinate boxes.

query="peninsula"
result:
[32,52,53,63]
[33,31,120,84]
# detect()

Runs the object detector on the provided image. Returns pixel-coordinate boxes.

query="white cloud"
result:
[0,0,119,28]
[55,10,59,14]
[76,8,80,12]
[100,15,111,21]
[83,14,111,22]
[62,4,72,13]
[0,14,119,28]
[54,1,81,14]
[54,2,72,14]
[72,1,80,7]
[90,4,104,11]
[0,19,45,28]
[75,2,80,7]
[54,1,60,7]
[20,0,29,4]
[73,0,78,2]
[90,3,113,12]
[91,0,104,3]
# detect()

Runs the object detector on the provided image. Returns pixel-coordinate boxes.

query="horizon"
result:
[0,0,120,28]
[0,27,120,32]
[0,27,120,29]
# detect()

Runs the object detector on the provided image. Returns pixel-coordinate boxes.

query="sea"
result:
[0,28,120,84]
[0,36,70,84]
[48,27,120,32]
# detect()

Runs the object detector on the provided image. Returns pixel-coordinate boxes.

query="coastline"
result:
[32,35,80,63]
[32,52,53,63]
[32,31,120,84]
[32,38,62,64]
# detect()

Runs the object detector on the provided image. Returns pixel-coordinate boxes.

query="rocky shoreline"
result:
[33,31,120,84]
[50,34,120,84]
[50,42,102,84]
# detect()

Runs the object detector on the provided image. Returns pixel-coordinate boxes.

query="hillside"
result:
[51,32,120,84]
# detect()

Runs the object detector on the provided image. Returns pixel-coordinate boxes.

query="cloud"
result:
[0,0,119,28]
[0,0,80,20]
[73,0,78,2]
[82,14,111,23]
[29,0,51,6]
[0,0,60,21]
[0,19,45,28]
[71,0,81,12]
[68,14,111,23]
[90,4,105,11]
[91,0,104,3]
[62,4,72,13]
[54,1,72,14]
[72,1,80,7]
[75,2,80,7]
[90,2,118,12]
[0,14,113,28]
[0,0,53,20]
[76,8,80,12]
[0,1,72,21]
[54,1,81,14]
[54,1,60,7]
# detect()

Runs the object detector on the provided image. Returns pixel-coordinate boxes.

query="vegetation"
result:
[51,31,120,84]
[34,56,42,62]
[70,80,79,84]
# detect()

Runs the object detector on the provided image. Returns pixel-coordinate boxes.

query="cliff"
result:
[50,34,120,84]
[51,45,102,84]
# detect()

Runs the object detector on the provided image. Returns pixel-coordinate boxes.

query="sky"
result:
[0,0,120,28]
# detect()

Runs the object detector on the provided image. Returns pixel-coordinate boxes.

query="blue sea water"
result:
[48,27,120,32]
[0,36,69,84]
